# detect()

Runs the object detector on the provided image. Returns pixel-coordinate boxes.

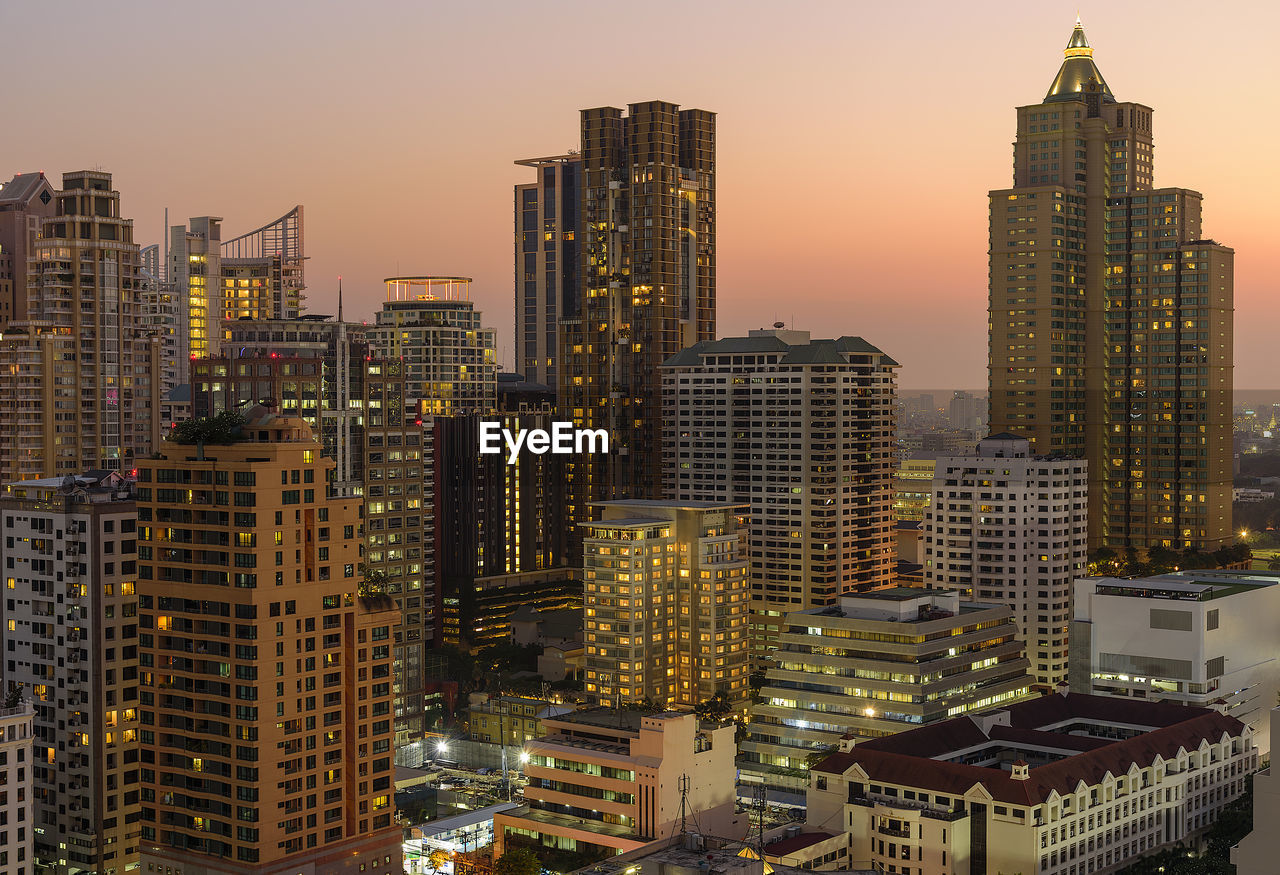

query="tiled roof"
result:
[813,694,1246,807]
[764,832,835,856]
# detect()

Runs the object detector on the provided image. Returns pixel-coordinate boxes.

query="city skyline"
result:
[2,2,1275,389]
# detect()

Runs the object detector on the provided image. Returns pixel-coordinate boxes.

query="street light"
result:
[437,740,449,757]
[864,707,876,718]
[519,751,530,765]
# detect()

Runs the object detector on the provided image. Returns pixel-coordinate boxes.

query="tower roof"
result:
[1044,18,1115,104]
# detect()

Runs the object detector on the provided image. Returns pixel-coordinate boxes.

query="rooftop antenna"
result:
[678,773,691,834]
[337,276,344,322]
[752,782,768,857]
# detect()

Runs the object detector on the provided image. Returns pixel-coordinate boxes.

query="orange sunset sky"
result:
[1,0,1276,389]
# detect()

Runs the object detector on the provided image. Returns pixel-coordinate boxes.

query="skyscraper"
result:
[136,411,401,871]
[988,20,1233,550]
[559,100,716,508]
[923,433,1088,688]
[514,154,581,392]
[662,328,899,661]
[0,172,55,328]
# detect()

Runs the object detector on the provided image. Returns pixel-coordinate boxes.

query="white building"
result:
[0,471,140,874]
[807,693,1257,875]
[0,701,34,875]
[1231,706,1279,874]
[924,433,1088,688]
[1070,570,1280,754]
[662,328,899,663]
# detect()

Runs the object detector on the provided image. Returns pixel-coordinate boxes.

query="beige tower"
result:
[988,21,1233,550]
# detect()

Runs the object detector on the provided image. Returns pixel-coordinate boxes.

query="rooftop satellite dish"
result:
[773,321,785,329]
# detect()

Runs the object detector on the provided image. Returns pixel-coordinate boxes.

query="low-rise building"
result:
[494,709,737,862]
[1070,570,1280,754]
[467,695,574,746]
[739,588,1034,793]
[807,693,1257,875]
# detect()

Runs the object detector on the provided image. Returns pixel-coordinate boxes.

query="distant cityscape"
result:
[1,13,1278,875]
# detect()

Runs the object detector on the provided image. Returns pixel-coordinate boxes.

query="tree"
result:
[694,691,733,723]
[2,682,22,709]
[494,848,541,875]
[171,410,247,446]
[359,564,388,597]
[426,849,451,875]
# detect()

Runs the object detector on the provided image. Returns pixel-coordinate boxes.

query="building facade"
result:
[1231,706,1280,874]
[807,693,1257,875]
[0,172,55,328]
[368,277,496,416]
[493,710,736,860]
[662,329,899,662]
[987,20,1233,550]
[0,702,35,875]
[892,459,936,523]
[0,471,140,875]
[1070,570,1280,754]
[514,155,582,392]
[740,589,1033,792]
[923,434,1088,688]
[581,501,750,711]
[558,100,716,508]
[135,412,401,872]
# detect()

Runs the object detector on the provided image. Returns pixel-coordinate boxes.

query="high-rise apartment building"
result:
[514,155,582,392]
[891,459,936,523]
[558,100,716,507]
[0,172,55,328]
[663,328,898,661]
[0,701,35,875]
[923,434,1088,688]
[740,588,1033,792]
[135,411,401,872]
[191,315,437,747]
[0,471,140,875]
[368,277,497,415]
[987,20,1233,550]
[581,500,750,711]
[948,390,984,433]
[0,171,162,484]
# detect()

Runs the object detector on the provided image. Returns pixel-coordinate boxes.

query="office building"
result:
[0,171,162,484]
[923,434,1088,688]
[1070,569,1280,754]
[987,20,1233,550]
[368,276,496,415]
[493,709,736,860]
[662,328,898,661]
[0,701,34,875]
[581,500,750,710]
[514,154,582,392]
[740,588,1033,793]
[191,314,436,747]
[433,412,571,649]
[135,410,401,871]
[0,470,139,874]
[948,390,984,433]
[558,100,716,508]
[0,172,55,328]
[1231,706,1280,874]
[168,207,305,362]
[807,693,1256,875]
[892,459,936,522]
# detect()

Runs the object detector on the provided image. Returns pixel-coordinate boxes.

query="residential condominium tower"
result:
[923,433,1088,688]
[514,155,582,392]
[135,412,401,872]
[987,20,1233,550]
[559,100,716,509]
[662,328,898,661]
[0,471,140,875]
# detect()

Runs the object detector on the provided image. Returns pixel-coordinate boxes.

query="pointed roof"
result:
[1045,18,1115,104]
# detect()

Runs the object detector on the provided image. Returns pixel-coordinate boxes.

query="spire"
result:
[337,275,343,322]
[1044,16,1115,103]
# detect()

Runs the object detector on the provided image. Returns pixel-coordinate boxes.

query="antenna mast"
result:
[679,773,691,835]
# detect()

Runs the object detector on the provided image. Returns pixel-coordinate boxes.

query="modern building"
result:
[581,501,750,711]
[0,172,55,328]
[493,709,736,861]
[1070,570,1280,754]
[739,588,1034,793]
[514,154,582,392]
[0,701,35,875]
[0,171,162,484]
[558,100,716,509]
[923,433,1089,688]
[135,410,402,872]
[948,390,985,434]
[808,693,1257,875]
[892,459,936,523]
[662,328,899,662]
[1231,706,1279,875]
[0,470,140,875]
[192,312,437,745]
[987,20,1234,550]
[368,276,496,416]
